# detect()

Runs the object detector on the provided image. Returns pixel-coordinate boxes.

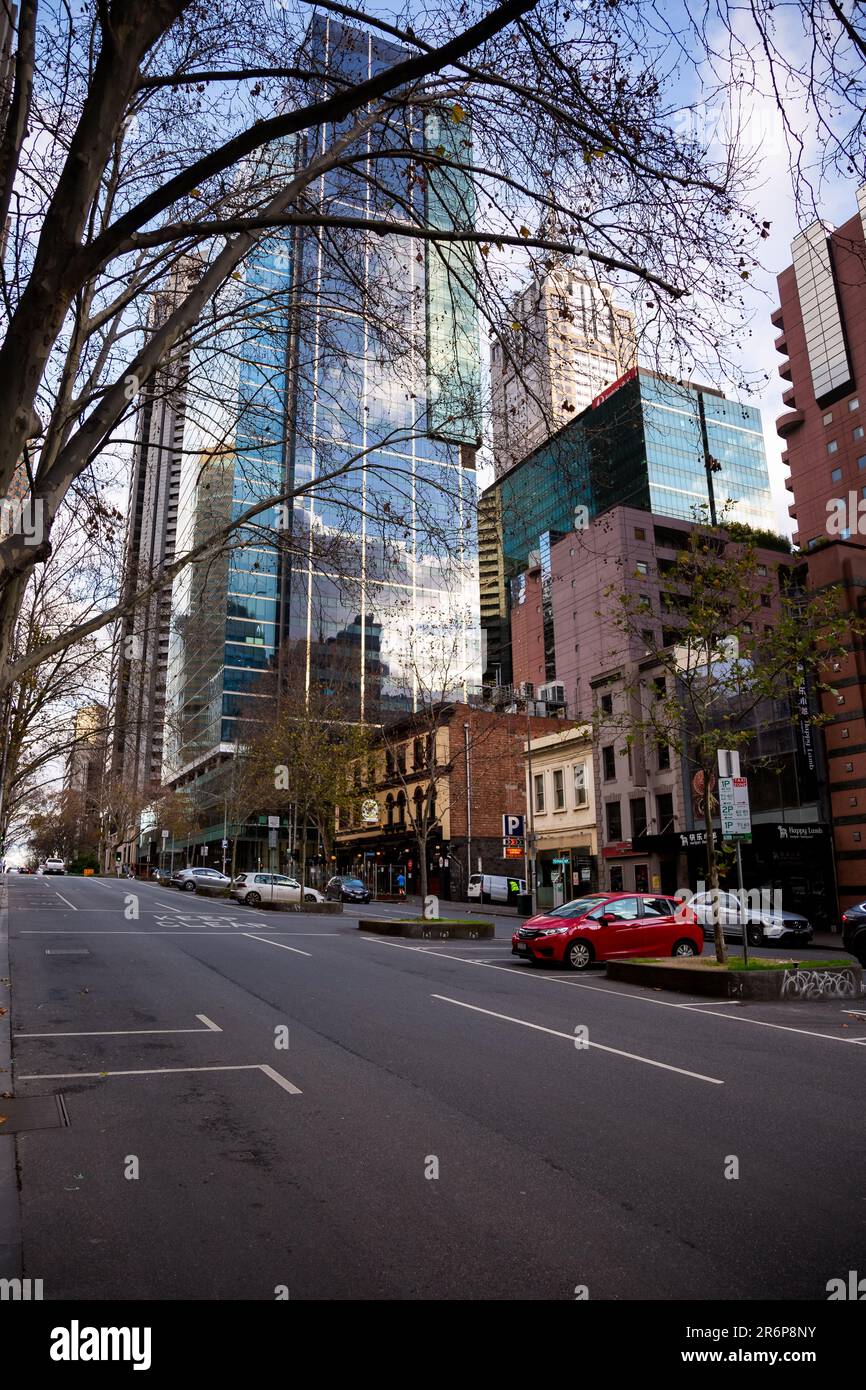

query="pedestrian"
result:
[396,870,405,898]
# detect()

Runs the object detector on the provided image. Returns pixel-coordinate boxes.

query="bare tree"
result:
[0,0,795,696]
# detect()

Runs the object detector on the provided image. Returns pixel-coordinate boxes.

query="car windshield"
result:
[545,895,609,919]
[344,880,364,888]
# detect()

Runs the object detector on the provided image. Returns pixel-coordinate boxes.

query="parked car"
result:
[468,873,526,904]
[689,889,813,947]
[512,892,701,971]
[230,872,320,907]
[325,875,371,904]
[5,865,20,874]
[43,858,66,875]
[841,902,866,965]
[170,866,231,892]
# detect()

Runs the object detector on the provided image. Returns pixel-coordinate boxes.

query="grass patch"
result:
[630,956,846,972]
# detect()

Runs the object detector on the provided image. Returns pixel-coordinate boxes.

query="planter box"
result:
[606,959,864,1002]
[359,918,494,940]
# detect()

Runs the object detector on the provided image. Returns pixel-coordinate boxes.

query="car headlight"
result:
[540,926,571,936]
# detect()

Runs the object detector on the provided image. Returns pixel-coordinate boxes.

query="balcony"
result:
[774,331,788,355]
[778,360,792,381]
[771,306,784,329]
[782,386,796,408]
[784,476,794,492]
[776,408,804,438]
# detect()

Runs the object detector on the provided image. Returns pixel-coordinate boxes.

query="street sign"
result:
[267,815,280,829]
[719,775,752,841]
[161,829,169,840]
[502,836,524,860]
[221,838,228,848]
[502,813,525,838]
[268,830,277,848]
[552,856,569,865]
[200,845,208,857]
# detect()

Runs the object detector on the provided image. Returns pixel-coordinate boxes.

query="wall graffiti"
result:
[781,968,862,1000]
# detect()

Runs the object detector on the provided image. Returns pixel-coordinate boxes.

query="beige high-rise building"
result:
[490,265,636,477]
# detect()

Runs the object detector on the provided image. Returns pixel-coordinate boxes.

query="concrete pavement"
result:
[3,872,865,1300]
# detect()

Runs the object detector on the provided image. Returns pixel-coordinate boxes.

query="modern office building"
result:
[156,17,483,863]
[773,188,866,909]
[490,263,636,477]
[482,366,777,683]
[773,185,866,549]
[64,704,108,857]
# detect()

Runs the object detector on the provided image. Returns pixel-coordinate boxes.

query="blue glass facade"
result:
[482,368,777,678]
[164,17,482,784]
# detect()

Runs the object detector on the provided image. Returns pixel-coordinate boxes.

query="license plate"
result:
[517,943,529,953]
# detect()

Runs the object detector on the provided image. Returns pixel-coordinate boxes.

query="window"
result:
[828,440,839,455]
[630,797,648,838]
[606,801,622,840]
[534,773,545,813]
[609,865,624,892]
[592,895,638,920]
[653,675,666,699]
[855,426,865,441]
[553,768,565,810]
[656,792,674,833]
[573,763,588,807]
[602,745,616,780]
[635,561,649,576]
[850,398,860,412]
[823,412,834,425]
[657,741,670,770]
[600,692,613,715]
[757,564,767,576]
[761,592,771,607]
[396,792,406,824]
[634,527,646,540]
[859,456,866,471]
[831,467,842,482]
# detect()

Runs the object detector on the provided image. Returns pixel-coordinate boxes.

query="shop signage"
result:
[602,841,635,858]
[361,798,380,825]
[776,824,827,841]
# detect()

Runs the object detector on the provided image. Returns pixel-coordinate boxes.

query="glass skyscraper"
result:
[481,367,777,681]
[162,17,482,801]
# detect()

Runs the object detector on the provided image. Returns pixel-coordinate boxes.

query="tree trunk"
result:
[703,767,727,965]
[418,827,429,915]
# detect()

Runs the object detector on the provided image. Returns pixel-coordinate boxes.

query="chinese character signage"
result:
[719,776,752,841]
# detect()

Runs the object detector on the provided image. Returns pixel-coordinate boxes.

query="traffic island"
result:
[606,957,864,1001]
[359,918,494,940]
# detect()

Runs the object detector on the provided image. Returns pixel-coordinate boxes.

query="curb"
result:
[0,880,22,1278]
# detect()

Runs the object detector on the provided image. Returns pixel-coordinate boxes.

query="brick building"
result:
[334,702,571,899]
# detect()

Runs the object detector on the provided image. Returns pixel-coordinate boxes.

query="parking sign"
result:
[502,813,525,838]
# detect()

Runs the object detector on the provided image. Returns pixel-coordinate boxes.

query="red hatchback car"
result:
[512,892,701,971]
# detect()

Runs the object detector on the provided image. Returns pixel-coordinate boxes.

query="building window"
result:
[534,773,545,813]
[855,832,862,843]
[831,467,842,482]
[606,801,622,840]
[573,763,588,807]
[842,728,850,739]
[600,692,613,715]
[630,797,648,839]
[396,792,406,825]
[634,527,646,540]
[828,440,839,455]
[855,426,865,441]
[657,741,671,770]
[838,694,845,704]
[850,796,858,807]
[553,768,565,810]
[656,791,674,833]
[823,412,833,425]
[850,398,860,412]
[845,761,854,772]
[653,675,666,699]
[385,795,394,827]
[761,592,771,607]
[757,564,767,576]
[609,865,624,891]
[602,745,616,780]
[635,561,649,575]
[859,456,866,471]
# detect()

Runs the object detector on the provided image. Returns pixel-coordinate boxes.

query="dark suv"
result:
[842,902,866,965]
[326,876,371,904]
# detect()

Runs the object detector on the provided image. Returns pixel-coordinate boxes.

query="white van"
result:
[44,858,66,875]
[468,873,526,904]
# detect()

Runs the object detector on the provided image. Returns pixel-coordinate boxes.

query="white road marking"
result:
[242,933,312,957]
[432,995,724,1085]
[16,1062,301,1093]
[362,937,866,1048]
[54,893,77,910]
[258,1064,303,1094]
[15,1013,223,1038]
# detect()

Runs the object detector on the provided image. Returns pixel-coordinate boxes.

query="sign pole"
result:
[737,838,748,969]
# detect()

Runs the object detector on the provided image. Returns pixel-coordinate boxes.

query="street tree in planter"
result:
[599,519,852,965]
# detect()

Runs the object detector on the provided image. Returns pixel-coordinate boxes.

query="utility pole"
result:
[463,721,473,893]
[525,705,537,915]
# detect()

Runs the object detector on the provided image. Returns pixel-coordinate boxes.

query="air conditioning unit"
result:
[519,681,535,699]
[538,682,566,709]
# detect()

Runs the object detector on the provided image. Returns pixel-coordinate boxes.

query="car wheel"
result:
[747,927,762,947]
[183,880,197,892]
[672,939,698,958]
[304,893,316,903]
[244,891,262,906]
[564,939,593,971]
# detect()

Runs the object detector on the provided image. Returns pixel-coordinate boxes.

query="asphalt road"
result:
[3,872,865,1301]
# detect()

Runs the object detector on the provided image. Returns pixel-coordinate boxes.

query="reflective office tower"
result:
[161,18,482,802]
[482,367,777,681]
[490,264,636,478]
